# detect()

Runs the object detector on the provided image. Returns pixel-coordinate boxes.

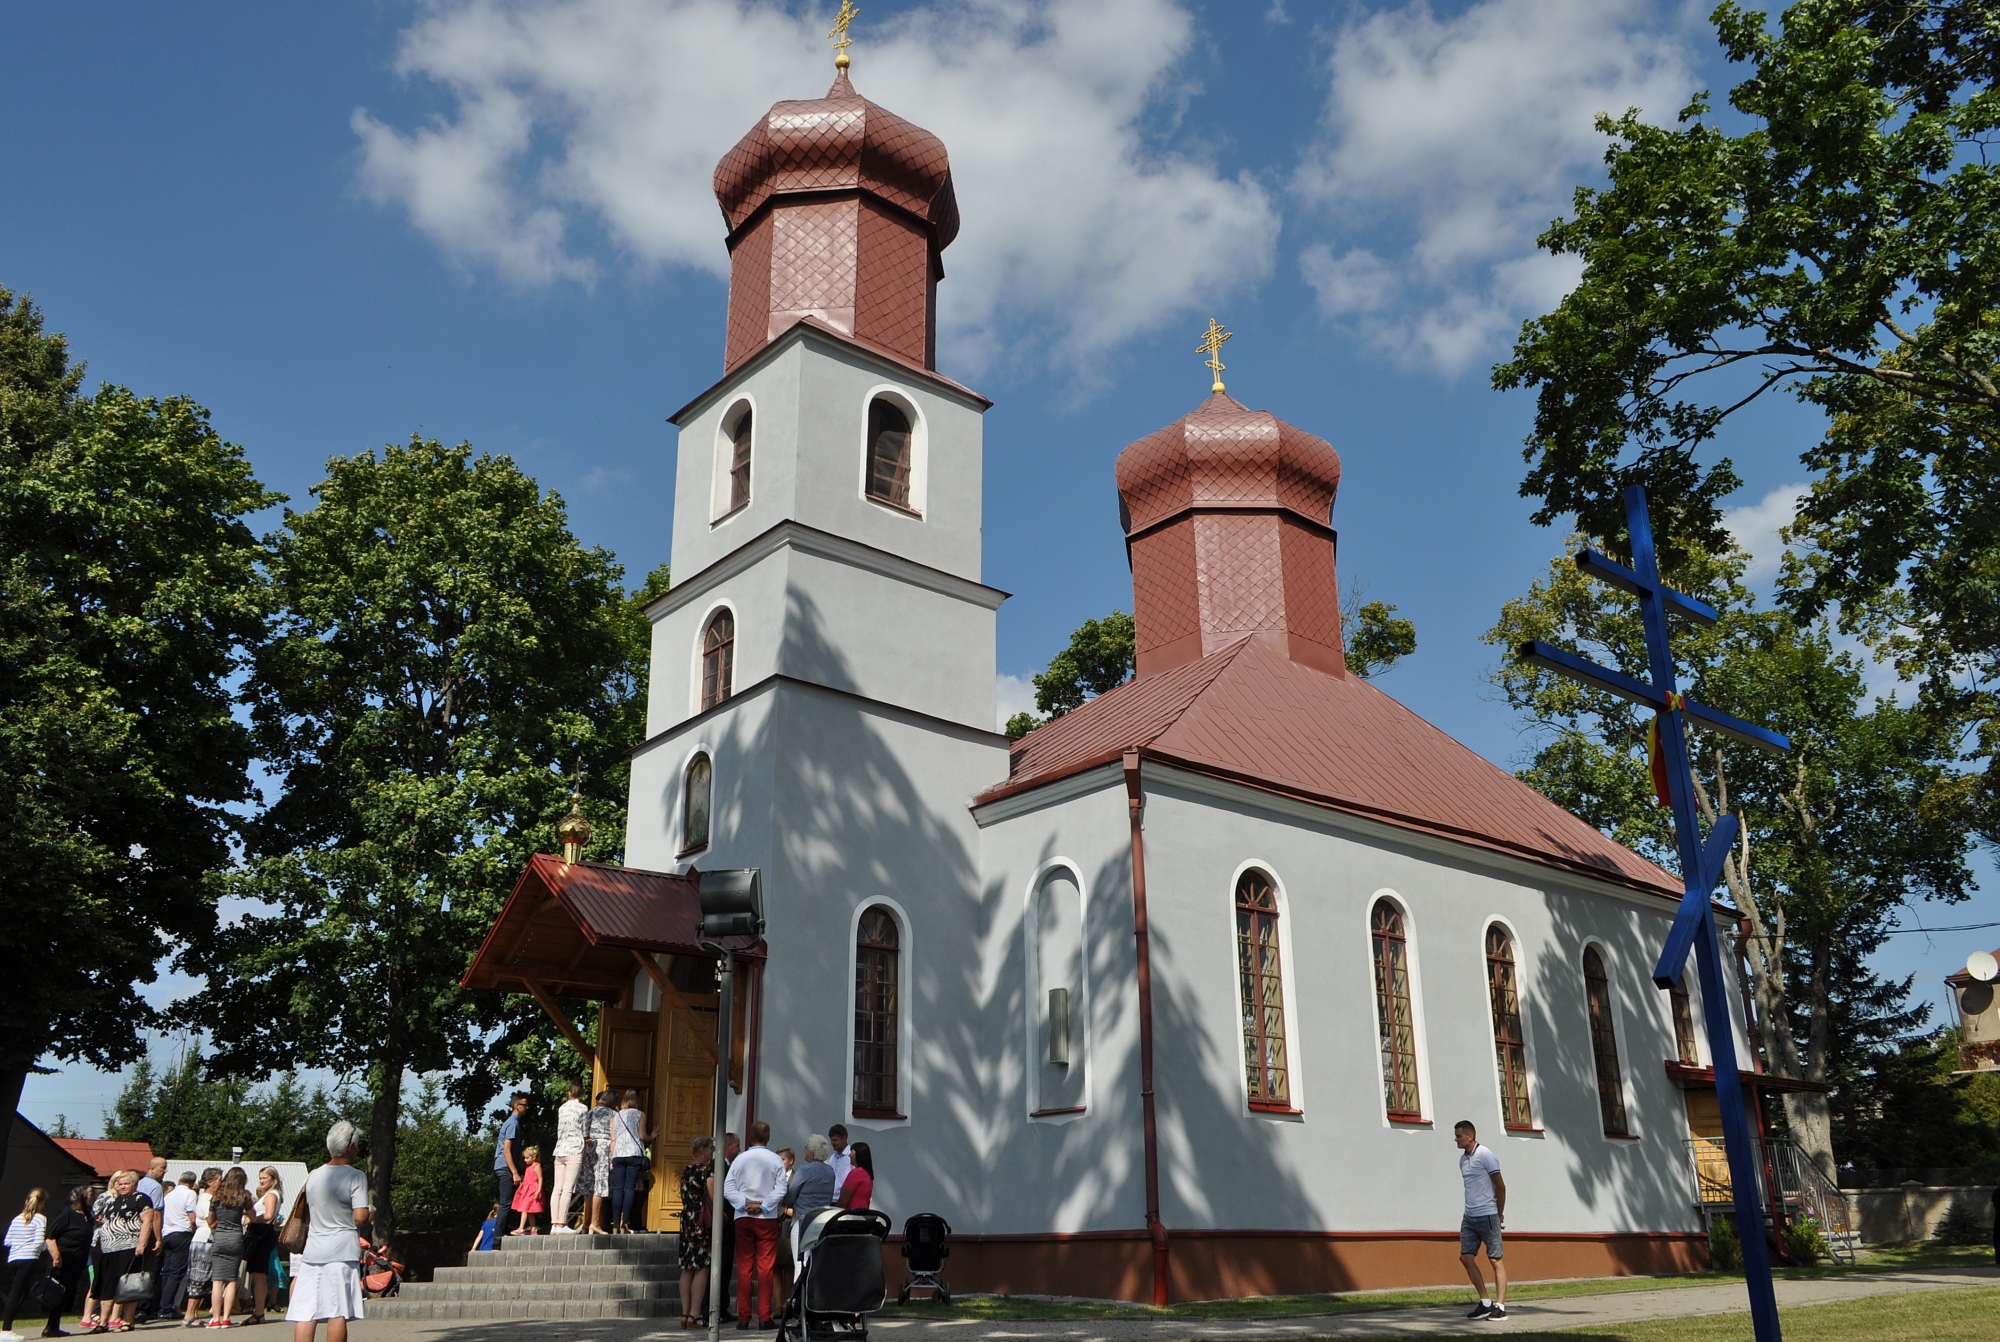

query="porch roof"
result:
[462,853,763,1001]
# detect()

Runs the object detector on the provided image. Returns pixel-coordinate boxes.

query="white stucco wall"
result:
[670,330,987,588]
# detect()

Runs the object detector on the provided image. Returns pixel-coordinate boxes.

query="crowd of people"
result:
[0,1123,375,1342]
[485,1084,877,1332]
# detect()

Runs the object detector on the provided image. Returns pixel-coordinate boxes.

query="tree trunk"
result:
[369,1053,405,1249]
[0,1066,27,1190]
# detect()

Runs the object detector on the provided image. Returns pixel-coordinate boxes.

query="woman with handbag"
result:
[91,1173,154,1335]
[285,1120,370,1342]
[1,1187,48,1340]
[242,1171,282,1325]
[180,1169,221,1329]
[42,1187,93,1339]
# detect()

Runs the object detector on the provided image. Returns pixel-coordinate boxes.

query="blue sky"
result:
[7,0,1991,1134]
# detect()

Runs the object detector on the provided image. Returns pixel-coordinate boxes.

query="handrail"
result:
[1684,1137,1856,1264]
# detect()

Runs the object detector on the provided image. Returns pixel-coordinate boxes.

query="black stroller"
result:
[779,1207,892,1342]
[896,1214,950,1304]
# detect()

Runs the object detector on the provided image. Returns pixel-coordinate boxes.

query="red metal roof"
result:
[462,855,762,999]
[53,1138,154,1178]
[978,632,1680,900]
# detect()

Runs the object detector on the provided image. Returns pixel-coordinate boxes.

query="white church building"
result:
[466,62,1763,1301]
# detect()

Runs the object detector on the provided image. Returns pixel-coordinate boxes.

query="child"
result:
[509,1148,545,1235]
[470,1205,499,1254]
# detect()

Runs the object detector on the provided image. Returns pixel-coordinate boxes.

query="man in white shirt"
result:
[722,1122,788,1329]
[157,1172,200,1317]
[1454,1120,1507,1321]
[827,1125,851,1192]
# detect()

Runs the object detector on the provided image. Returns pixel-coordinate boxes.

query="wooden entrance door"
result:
[651,994,719,1232]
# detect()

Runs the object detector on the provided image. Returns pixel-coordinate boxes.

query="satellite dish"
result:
[1968,950,1999,984]
[1963,981,1995,1016]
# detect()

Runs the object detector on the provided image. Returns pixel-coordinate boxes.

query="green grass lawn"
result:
[872,1242,1997,1322]
[1500,1282,2000,1340]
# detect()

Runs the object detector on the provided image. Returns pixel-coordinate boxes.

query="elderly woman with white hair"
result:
[286,1121,372,1342]
[778,1135,838,1268]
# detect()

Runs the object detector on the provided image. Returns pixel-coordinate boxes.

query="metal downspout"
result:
[1124,750,1170,1305]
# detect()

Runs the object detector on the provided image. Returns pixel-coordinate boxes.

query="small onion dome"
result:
[557,789,594,863]
[1115,392,1342,536]
[713,70,960,248]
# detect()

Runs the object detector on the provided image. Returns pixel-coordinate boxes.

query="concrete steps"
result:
[369,1232,686,1320]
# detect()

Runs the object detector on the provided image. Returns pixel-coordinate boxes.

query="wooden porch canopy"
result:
[463,853,764,1069]
[1663,1060,1831,1095]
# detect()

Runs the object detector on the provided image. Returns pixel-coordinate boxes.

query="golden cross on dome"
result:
[829,0,859,69]
[1197,317,1232,393]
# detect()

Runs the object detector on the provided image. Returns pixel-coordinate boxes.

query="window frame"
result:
[698,606,736,713]
[1669,978,1702,1065]
[678,750,713,858]
[1369,895,1426,1124]
[1483,921,1535,1131]
[1023,860,1092,1122]
[1582,942,1634,1138]
[857,388,926,518]
[845,898,913,1126]
[712,396,756,524]
[1234,867,1295,1113]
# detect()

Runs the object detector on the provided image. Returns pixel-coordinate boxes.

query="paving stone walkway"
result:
[322,1264,1997,1340]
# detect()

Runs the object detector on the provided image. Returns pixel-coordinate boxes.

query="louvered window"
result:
[1371,900,1421,1119]
[1485,925,1533,1129]
[1235,871,1289,1107]
[727,410,752,512]
[865,399,913,510]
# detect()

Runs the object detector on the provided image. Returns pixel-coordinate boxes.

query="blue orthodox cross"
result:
[1517,486,1789,1342]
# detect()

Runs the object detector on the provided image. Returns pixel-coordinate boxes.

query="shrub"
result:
[1781,1215,1826,1266]
[1708,1214,1743,1271]
[1935,1196,1987,1246]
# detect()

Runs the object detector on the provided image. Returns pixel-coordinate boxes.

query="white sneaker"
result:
[552,1225,576,1234]
[3,1329,27,1339]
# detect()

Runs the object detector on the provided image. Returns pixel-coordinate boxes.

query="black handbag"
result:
[29,1271,66,1309]
[112,1268,155,1304]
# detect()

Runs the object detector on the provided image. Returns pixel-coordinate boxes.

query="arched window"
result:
[700,609,735,711]
[853,906,901,1117]
[727,409,753,512]
[1371,900,1421,1119]
[680,753,712,855]
[864,398,913,511]
[1235,870,1290,1107]
[1485,926,1532,1129]
[1669,980,1699,1064]
[1583,946,1630,1135]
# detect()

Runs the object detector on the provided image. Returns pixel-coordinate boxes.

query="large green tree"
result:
[1494,0,2000,829]
[1487,538,1970,1170]
[0,288,273,1184]
[182,438,651,1244]
[103,1050,356,1166]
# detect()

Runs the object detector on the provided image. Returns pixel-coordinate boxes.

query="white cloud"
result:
[1725,482,1807,584]
[1296,0,1696,373]
[353,0,1277,374]
[996,672,1037,732]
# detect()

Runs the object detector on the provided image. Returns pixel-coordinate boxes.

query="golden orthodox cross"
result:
[1197,317,1231,393]
[829,0,859,69]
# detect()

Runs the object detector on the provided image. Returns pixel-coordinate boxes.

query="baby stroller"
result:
[778,1207,892,1342]
[358,1235,406,1298]
[896,1214,950,1305]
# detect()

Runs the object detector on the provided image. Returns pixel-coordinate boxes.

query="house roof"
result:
[52,1137,155,1178]
[463,854,763,1000]
[976,632,1681,901]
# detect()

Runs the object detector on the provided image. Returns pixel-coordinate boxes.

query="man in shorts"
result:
[1454,1120,1507,1320]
